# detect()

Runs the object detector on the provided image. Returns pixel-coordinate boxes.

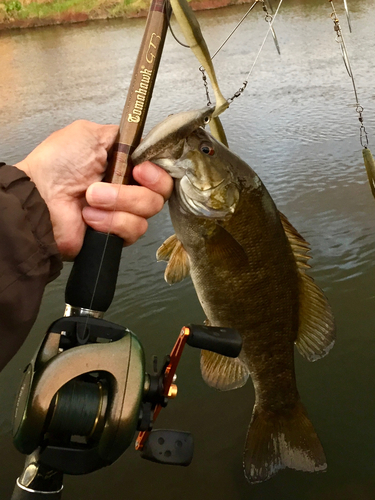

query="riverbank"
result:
[0,0,252,30]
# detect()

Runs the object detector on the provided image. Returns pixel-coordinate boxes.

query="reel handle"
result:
[11,480,62,500]
[186,324,242,358]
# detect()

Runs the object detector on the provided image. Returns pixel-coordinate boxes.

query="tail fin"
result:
[243,401,326,483]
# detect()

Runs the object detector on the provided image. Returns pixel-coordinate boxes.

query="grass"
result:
[0,0,152,25]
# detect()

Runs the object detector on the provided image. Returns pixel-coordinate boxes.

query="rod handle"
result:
[64,227,123,312]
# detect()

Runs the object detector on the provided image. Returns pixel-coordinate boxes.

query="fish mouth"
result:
[184,170,227,193]
[177,175,238,219]
[185,169,226,192]
[152,157,186,179]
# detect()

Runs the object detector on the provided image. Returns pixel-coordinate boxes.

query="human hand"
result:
[15,120,173,260]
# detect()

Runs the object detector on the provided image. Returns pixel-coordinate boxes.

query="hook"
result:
[270,23,281,55]
[262,0,281,55]
[343,0,352,33]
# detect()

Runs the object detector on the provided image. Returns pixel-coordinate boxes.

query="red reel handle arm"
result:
[135,327,190,450]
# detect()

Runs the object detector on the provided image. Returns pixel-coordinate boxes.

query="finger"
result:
[86,183,165,218]
[48,201,86,261]
[132,162,173,201]
[67,121,119,152]
[82,207,148,246]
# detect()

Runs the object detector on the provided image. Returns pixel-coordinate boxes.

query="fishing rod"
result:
[10,1,242,499]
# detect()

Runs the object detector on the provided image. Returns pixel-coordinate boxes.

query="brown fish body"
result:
[168,142,301,411]
[132,109,335,483]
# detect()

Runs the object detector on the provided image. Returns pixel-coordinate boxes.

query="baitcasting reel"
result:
[11,315,242,499]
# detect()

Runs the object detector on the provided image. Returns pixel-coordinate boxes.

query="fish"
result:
[132,107,335,483]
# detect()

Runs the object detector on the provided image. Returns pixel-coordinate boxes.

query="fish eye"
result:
[200,143,215,156]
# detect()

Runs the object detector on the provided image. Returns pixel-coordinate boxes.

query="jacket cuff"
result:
[0,164,63,289]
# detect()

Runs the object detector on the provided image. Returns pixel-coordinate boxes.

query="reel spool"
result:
[13,316,145,475]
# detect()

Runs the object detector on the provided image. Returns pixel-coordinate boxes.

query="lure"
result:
[329,0,375,200]
[169,0,229,117]
[363,148,375,199]
[209,116,229,147]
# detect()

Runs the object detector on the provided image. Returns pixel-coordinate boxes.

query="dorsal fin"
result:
[278,211,335,361]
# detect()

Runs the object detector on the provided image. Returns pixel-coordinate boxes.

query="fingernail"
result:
[89,183,118,205]
[82,207,107,222]
[135,162,161,184]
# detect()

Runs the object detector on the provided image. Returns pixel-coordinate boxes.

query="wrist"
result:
[15,159,33,181]
[15,158,51,205]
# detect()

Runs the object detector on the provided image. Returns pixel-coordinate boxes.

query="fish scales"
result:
[132,108,335,483]
[169,146,301,409]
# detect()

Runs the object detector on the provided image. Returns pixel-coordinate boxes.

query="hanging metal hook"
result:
[343,0,352,32]
[331,12,352,78]
[261,0,281,55]
[339,41,352,77]
[264,0,274,14]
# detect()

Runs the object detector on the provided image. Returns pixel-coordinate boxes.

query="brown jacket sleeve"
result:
[0,164,63,371]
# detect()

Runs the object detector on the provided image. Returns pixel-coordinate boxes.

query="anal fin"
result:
[200,349,249,391]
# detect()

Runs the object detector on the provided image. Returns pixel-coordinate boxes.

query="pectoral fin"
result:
[278,211,335,361]
[205,224,248,268]
[156,234,179,262]
[158,235,190,284]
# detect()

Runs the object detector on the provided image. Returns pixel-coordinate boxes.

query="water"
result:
[1,0,375,497]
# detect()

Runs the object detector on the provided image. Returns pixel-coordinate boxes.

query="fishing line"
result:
[329,0,375,198]
[178,0,259,106]
[227,0,283,104]
[243,0,283,82]
[210,0,259,60]
[167,11,190,48]
[67,173,124,324]
[199,0,283,106]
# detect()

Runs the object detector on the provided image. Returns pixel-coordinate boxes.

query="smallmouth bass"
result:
[132,108,335,483]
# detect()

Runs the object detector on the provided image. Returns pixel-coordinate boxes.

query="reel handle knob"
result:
[140,429,193,466]
[186,324,242,358]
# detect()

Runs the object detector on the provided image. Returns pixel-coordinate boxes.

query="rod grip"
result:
[65,227,123,312]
